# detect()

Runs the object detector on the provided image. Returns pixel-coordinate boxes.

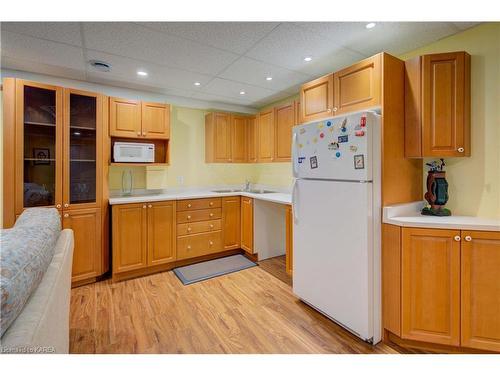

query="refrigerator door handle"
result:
[292,132,299,178]
[292,180,299,221]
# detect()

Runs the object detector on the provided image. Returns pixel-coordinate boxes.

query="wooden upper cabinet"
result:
[112,203,148,274]
[240,197,253,253]
[231,115,247,163]
[247,116,257,163]
[63,208,102,283]
[333,54,381,115]
[401,227,461,346]
[299,73,334,123]
[147,201,176,266]
[461,231,500,352]
[257,109,275,162]
[109,97,141,138]
[405,51,471,158]
[205,112,232,162]
[274,102,294,162]
[222,196,241,250]
[142,102,170,139]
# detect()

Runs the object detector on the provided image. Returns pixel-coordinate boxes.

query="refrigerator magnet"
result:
[350,145,358,152]
[298,156,305,164]
[338,135,348,143]
[354,154,365,169]
[310,156,318,169]
[299,128,306,134]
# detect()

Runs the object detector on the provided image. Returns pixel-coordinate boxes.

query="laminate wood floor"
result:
[70,259,411,354]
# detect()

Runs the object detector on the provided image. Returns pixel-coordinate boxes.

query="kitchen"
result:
[1,19,500,360]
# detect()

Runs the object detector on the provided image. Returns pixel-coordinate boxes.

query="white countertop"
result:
[109,187,292,206]
[383,201,500,231]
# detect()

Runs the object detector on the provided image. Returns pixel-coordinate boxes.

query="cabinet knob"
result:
[209,202,214,206]
[327,108,332,112]
[142,132,146,136]
[137,132,141,136]
[64,203,69,208]
[454,235,461,242]
[187,203,192,208]
[458,147,465,153]
[465,235,472,242]
[63,213,69,218]
[148,204,152,208]
[210,224,214,229]
[333,107,338,112]
[209,241,213,246]
[56,204,61,209]
[187,215,191,219]
[187,227,192,232]
[187,245,191,250]
[209,213,214,217]
[143,205,146,209]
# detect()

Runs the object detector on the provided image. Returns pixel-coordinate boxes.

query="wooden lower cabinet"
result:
[177,231,222,260]
[241,197,253,253]
[401,227,461,346]
[63,208,102,283]
[147,201,176,266]
[461,230,500,352]
[222,196,241,250]
[285,205,293,275]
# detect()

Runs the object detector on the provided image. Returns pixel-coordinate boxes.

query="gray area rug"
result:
[173,254,257,285]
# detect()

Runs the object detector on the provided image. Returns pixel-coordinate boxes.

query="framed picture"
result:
[33,148,51,165]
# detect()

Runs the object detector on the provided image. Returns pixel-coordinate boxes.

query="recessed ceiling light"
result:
[304,56,312,62]
[366,22,376,29]
[137,70,148,76]
[194,82,201,86]
[239,91,246,95]
[266,77,273,81]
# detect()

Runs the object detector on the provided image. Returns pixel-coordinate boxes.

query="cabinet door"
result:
[422,52,470,157]
[285,205,293,275]
[299,74,334,123]
[240,197,253,253]
[274,102,294,162]
[147,201,176,266]
[142,102,170,139]
[109,97,141,138]
[222,196,241,250]
[333,54,381,115]
[112,203,147,274]
[214,113,232,162]
[461,231,500,352]
[15,80,63,214]
[231,115,247,163]
[257,109,275,162]
[62,207,101,282]
[63,89,102,210]
[401,227,461,346]
[247,116,257,163]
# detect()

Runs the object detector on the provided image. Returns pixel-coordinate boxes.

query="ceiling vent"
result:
[88,60,111,72]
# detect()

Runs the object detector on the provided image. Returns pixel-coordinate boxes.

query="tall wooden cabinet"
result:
[274,102,295,162]
[405,51,471,157]
[3,79,108,285]
[247,116,258,163]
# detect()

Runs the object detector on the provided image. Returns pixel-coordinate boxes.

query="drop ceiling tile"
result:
[1,56,87,81]
[82,22,239,75]
[85,50,213,92]
[1,22,83,46]
[245,23,363,73]
[191,91,254,106]
[1,31,85,71]
[218,56,312,91]
[200,77,278,102]
[138,22,279,54]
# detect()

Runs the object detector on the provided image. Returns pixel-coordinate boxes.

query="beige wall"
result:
[400,23,500,218]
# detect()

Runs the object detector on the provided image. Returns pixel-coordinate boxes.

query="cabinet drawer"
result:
[177,208,222,223]
[177,231,223,260]
[177,219,221,236]
[177,198,221,211]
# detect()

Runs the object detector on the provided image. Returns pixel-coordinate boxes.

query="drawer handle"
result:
[187,203,192,208]
[458,147,465,153]
[187,227,192,232]
[209,213,214,217]
[64,203,69,208]
[333,107,338,112]
[56,204,61,209]
[327,108,331,112]
[210,224,214,229]
[454,235,461,242]
[209,202,214,206]
[464,235,472,242]
[137,132,141,136]
[142,131,146,136]
[187,215,191,219]
[209,241,213,246]
[187,245,191,250]
[63,213,69,218]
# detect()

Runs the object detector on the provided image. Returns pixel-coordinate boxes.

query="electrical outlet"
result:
[177,176,184,186]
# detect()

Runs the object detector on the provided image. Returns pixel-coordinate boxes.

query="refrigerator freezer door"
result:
[292,111,379,181]
[292,178,374,341]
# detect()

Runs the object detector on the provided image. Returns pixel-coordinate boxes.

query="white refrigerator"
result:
[291,110,382,344]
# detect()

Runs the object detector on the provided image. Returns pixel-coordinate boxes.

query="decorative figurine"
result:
[421,159,451,216]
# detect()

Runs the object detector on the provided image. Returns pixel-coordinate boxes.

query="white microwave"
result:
[113,142,155,163]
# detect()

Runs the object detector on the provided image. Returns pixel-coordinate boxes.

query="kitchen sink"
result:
[211,189,276,194]
[246,189,276,194]
[211,189,243,193]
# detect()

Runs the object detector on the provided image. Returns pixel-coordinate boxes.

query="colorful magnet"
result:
[317,123,324,129]
[360,115,367,128]
[355,130,365,137]
[299,128,306,134]
[310,156,318,169]
[298,156,305,164]
[312,137,318,144]
[338,135,348,143]
[354,154,365,169]
[319,132,325,138]
[326,121,332,127]
[328,141,339,150]
[350,145,358,152]
[329,127,335,133]
[335,151,341,158]
[340,118,347,132]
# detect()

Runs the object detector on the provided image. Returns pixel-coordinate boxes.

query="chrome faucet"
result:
[244,179,251,192]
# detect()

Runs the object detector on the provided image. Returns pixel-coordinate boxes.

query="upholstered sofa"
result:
[0,209,74,354]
